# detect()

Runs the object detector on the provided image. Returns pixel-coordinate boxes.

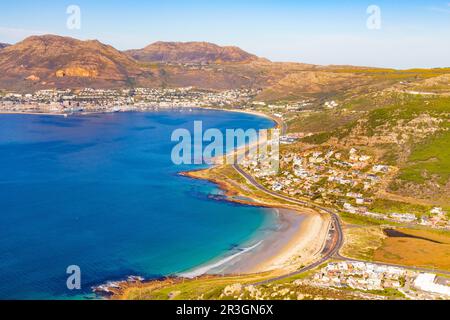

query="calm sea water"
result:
[0,110,275,300]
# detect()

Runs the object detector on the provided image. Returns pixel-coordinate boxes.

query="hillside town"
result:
[218,260,450,300]
[2,86,448,232]
[0,87,260,114]
[241,146,450,229]
[307,261,450,300]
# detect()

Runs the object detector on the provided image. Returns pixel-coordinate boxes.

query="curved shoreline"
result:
[0,107,285,133]
[107,108,327,296]
[84,107,328,298]
[180,168,329,277]
[1,108,328,297]
[173,109,329,277]
[179,208,327,277]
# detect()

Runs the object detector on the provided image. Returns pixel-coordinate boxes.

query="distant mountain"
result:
[0,43,10,50]
[0,35,278,91]
[2,34,446,101]
[126,41,260,64]
[0,35,151,90]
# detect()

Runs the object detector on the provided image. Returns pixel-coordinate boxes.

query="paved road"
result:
[232,164,345,285]
[233,164,450,284]
[232,116,450,283]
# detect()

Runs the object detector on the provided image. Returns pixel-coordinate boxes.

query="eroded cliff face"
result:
[56,67,99,78]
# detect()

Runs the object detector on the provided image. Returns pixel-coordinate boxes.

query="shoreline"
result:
[98,107,328,299]
[179,208,327,277]
[171,109,328,277]
[3,107,328,297]
[200,107,282,128]
[0,111,68,116]
[0,107,284,131]
[180,168,329,277]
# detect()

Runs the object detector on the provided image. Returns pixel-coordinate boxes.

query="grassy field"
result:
[373,228,450,271]
[119,274,272,300]
[341,224,386,261]
[365,95,450,133]
[369,199,433,216]
[340,212,391,226]
[398,129,450,185]
[117,262,400,300]
[331,67,450,80]
[287,110,359,134]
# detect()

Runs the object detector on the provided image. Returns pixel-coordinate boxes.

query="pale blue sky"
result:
[1,0,449,68]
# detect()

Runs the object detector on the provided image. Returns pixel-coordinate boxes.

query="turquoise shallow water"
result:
[0,110,275,299]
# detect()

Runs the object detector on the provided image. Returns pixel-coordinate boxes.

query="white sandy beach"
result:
[180,207,329,277]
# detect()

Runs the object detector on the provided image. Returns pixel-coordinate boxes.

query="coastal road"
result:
[232,164,345,285]
[232,164,450,283]
[230,115,450,283]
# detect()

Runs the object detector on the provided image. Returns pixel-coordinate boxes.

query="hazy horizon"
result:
[1,0,449,69]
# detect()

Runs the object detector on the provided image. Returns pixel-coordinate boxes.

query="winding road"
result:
[229,113,450,284]
[232,164,345,285]
[232,164,450,285]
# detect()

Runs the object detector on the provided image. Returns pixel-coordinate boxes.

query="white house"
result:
[414,274,450,297]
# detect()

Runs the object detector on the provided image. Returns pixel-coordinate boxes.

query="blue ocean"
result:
[0,110,275,300]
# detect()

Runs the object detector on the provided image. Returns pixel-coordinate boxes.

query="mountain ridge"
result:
[0,35,154,90]
[0,34,449,101]
[0,35,278,91]
[125,41,261,64]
